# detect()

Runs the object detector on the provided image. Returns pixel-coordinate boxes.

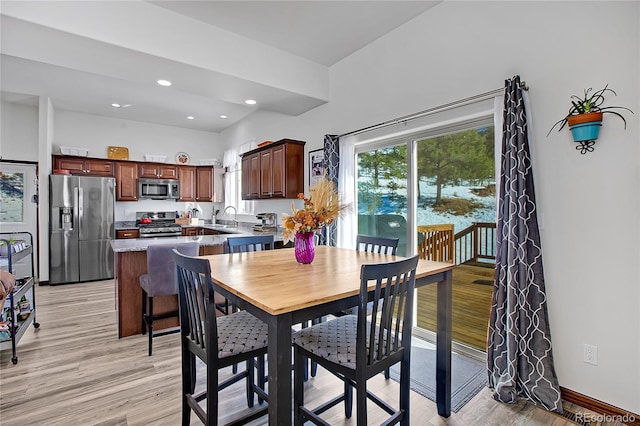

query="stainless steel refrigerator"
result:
[49,175,115,284]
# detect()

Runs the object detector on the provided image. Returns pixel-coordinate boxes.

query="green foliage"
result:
[547,84,634,135]
[417,128,494,204]
[358,146,407,213]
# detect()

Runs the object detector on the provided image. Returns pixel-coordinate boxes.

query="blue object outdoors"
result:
[569,121,602,142]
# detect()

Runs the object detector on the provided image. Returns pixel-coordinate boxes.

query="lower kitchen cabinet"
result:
[182,227,199,237]
[116,229,139,239]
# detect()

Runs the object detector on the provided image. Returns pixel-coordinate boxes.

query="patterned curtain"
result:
[321,134,340,246]
[487,76,562,413]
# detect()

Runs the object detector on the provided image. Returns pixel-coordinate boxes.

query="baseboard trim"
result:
[561,386,640,425]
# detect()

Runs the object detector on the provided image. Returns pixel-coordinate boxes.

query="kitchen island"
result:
[110,227,283,338]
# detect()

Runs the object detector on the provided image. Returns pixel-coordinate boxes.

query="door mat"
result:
[389,339,488,412]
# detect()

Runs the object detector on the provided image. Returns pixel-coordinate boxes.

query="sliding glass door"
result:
[356,145,409,256]
[354,120,496,352]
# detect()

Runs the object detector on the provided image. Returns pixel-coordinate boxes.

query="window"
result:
[223,140,256,214]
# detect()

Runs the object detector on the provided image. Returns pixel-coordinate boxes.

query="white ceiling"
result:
[0,1,440,133]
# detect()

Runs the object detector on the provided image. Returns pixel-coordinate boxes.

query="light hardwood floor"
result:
[0,280,596,425]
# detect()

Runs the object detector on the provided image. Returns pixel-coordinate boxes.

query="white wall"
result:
[53,110,223,163]
[220,1,640,414]
[0,100,38,161]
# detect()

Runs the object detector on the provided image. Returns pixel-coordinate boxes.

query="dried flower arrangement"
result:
[282,174,348,245]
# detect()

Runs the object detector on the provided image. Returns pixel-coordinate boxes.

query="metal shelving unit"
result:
[1,232,39,364]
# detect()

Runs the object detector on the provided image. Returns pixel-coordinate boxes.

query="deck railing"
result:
[417,224,455,263]
[454,222,496,265]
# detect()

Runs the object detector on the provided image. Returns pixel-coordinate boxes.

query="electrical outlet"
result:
[583,344,598,365]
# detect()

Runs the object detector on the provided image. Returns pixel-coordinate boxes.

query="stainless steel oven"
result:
[136,211,182,238]
[138,178,179,200]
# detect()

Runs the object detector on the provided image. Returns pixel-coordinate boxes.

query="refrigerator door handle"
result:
[76,187,83,236]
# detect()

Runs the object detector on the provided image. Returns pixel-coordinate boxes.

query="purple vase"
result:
[294,232,315,264]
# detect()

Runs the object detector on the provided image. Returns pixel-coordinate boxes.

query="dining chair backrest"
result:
[355,234,399,256]
[144,243,199,297]
[226,235,274,253]
[358,255,418,368]
[173,249,270,424]
[173,249,216,360]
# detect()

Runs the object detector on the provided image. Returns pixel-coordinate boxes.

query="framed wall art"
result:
[308,149,324,188]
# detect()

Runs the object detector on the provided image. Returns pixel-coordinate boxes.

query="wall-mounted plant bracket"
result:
[547,85,633,155]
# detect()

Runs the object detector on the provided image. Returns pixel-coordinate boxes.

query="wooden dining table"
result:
[202,246,455,425]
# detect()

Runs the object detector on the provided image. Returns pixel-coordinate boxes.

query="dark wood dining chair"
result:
[293,255,419,426]
[226,235,274,253]
[139,242,199,356]
[226,234,274,396]
[353,234,402,379]
[173,249,269,426]
[356,234,399,255]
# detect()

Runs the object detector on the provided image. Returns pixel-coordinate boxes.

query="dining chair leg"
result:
[400,356,411,426]
[141,290,147,335]
[247,358,255,408]
[257,355,266,404]
[147,296,153,356]
[356,380,367,426]
[384,368,390,380]
[344,379,353,418]
[293,345,305,426]
[181,352,195,426]
[206,361,218,425]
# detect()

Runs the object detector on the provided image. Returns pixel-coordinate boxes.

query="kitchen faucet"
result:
[223,206,237,227]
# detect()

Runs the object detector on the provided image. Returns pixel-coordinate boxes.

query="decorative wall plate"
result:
[176,152,190,164]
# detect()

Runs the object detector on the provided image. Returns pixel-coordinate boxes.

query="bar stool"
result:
[139,242,199,356]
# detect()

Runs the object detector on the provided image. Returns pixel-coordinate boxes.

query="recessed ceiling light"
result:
[157,79,172,87]
[111,103,121,108]
[220,115,228,119]
[186,116,194,120]
[245,99,257,105]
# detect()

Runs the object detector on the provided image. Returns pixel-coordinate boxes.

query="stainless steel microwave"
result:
[138,178,180,200]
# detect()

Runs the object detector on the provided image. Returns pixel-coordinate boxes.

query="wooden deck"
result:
[416,261,494,351]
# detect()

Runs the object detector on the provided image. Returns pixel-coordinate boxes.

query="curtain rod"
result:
[339,80,528,138]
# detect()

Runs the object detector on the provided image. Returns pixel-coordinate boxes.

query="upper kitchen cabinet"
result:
[178,166,196,202]
[241,139,305,200]
[138,163,178,179]
[195,166,225,203]
[53,155,114,177]
[115,162,138,201]
[241,152,261,200]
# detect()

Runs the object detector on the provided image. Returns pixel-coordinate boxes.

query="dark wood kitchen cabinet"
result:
[182,227,199,237]
[115,162,138,201]
[241,139,304,200]
[116,229,139,239]
[241,152,261,199]
[138,163,178,179]
[178,166,196,201]
[53,155,114,177]
[195,166,213,202]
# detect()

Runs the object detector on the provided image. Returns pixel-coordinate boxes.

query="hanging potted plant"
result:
[547,84,633,153]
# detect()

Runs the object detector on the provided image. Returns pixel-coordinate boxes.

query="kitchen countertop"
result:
[110,224,285,252]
